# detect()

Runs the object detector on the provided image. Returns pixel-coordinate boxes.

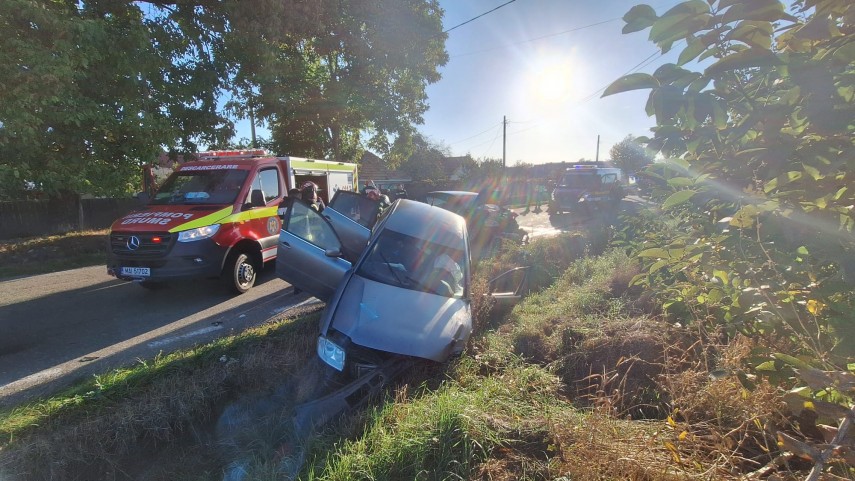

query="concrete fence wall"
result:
[0,198,140,241]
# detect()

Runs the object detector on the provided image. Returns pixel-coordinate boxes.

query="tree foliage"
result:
[261,0,448,163]
[398,132,451,182]
[609,135,654,174]
[607,0,854,474]
[0,0,447,199]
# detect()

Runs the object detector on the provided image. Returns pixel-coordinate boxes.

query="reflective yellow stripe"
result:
[168,206,280,233]
[167,207,233,233]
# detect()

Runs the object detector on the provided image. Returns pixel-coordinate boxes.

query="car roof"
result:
[383,199,466,248]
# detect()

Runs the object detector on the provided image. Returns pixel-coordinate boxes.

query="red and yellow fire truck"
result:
[107,149,359,293]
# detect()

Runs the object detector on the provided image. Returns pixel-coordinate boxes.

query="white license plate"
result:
[120,267,150,277]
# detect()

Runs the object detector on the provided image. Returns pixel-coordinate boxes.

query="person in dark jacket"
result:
[301,181,325,212]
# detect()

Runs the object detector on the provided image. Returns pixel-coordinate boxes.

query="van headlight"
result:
[318,336,346,371]
[177,224,220,242]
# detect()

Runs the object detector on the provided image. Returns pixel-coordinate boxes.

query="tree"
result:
[399,133,449,182]
[262,0,448,162]
[606,2,854,473]
[609,135,653,174]
[0,0,447,199]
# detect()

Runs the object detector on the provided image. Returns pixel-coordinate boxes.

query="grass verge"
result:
[0,310,321,480]
[0,230,109,279]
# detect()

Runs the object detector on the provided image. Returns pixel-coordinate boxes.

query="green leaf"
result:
[773,353,814,370]
[705,48,781,76]
[721,0,786,23]
[622,4,658,34]
[638,247,670,258]
[833,41,855,65]
[730,205,759,228]
[796,246,809,255]
[662,189,696,209]
[648,259,670,273]
[602,73,660,97]
[649,2,710,44]
[725,21,773,49]
[764,171,803,193]
[667,177,694,187]
[678,37,707,65]
[802,163,822,180]
[756,361,777,371]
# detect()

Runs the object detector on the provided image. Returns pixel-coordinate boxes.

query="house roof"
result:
[359,151,412,184]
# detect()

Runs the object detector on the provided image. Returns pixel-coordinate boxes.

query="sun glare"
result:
[529,56,578,104]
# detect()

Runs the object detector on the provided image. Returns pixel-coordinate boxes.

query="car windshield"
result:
[426,193,477,216]
[356,229,466,299]
[151,169,249,205]
[559,173,599,188]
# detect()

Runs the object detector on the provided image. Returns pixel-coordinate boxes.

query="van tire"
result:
[224,251,257,294]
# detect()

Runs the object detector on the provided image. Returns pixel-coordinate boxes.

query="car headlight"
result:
[177,224,220,242]
[317,336,346,371]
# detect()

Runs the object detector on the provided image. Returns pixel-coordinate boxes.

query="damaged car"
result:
[276,192,527,375]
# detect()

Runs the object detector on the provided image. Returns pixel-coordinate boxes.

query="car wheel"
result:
[224,251,257,294]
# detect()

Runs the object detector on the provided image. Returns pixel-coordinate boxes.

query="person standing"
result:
[301,181,325,212]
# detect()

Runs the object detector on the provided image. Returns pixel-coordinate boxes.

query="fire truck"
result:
[107,149,359,293]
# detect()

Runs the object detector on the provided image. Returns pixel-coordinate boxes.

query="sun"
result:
[528,55,579,104]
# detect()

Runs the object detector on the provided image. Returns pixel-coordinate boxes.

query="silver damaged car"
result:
[276,191,527,373]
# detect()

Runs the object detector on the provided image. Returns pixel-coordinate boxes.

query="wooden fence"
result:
[0,198,140,240]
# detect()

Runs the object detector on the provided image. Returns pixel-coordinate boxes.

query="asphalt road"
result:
[0,265,317,407]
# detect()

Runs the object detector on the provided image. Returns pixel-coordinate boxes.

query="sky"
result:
[423,0,685,165]
[237,0,687,165]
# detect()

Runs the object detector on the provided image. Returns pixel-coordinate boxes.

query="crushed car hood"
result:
[328,275,472,362]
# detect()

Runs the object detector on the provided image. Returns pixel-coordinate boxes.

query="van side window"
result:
[249,168,281,204]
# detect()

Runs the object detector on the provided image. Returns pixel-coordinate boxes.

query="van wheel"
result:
[224,251,257,294]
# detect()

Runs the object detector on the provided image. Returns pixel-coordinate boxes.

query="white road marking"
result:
[147,325,225,348]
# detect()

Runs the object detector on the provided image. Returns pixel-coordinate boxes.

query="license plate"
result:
[120,267,150,277]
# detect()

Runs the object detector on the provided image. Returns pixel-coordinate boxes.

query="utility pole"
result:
[595,134,600,166]
[248,98,257,148]
[502,115,507,169]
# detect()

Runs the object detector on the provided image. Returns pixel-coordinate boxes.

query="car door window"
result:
[329,190,381,228]
[285,200,342,251]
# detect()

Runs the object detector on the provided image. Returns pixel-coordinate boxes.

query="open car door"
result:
[488,266,531,306]
[328,190,383,229]
[275,197,376,302]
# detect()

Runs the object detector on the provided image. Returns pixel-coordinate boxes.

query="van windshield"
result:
[559,173,599,188]
[151,169,249,205]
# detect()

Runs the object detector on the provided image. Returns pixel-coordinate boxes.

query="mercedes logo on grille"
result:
[127,236,141,251]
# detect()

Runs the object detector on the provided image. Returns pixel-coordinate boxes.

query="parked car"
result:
[424,190,522,258]
[275,195,527,376]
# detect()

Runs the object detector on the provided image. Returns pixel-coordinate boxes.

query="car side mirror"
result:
[325,248,343,258]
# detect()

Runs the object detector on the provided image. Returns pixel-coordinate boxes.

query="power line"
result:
[443,0,520,35]
[451,17,619,59]
[447,121,504,146]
